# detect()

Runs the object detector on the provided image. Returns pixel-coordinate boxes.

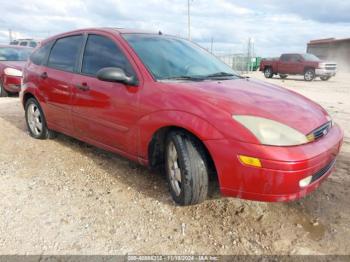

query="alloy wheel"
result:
[167,141,182,196]
[27,103,43,136]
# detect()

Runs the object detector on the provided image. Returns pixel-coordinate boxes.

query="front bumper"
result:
[315,68,336,77]
[2,75,21,93]
[204,124,343,202]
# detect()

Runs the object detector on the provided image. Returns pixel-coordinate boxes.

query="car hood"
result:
[167,78,328,134]
[0,61,26,71]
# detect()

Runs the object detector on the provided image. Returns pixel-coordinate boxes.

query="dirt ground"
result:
[0,72,349,255]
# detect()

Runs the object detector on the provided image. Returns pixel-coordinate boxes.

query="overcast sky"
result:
[0,0,350,57]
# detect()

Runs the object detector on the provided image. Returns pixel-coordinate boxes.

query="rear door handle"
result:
[40,72,48,79]
[75,83,90,91]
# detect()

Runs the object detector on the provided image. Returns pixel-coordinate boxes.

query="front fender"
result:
[137,110,225,159]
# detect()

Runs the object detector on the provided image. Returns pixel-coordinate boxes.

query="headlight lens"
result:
[4,67,22,77]
[233,115,308,146]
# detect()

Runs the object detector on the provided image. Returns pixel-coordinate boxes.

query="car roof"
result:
[40,27,169,45]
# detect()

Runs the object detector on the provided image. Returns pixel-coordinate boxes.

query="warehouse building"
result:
[307,38,350,71]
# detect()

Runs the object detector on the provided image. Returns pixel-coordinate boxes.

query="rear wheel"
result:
[0,81,9,97]
[25,98,57,139]
[320,76,331,81]
[165,131,209,206]
[264,67,273,78]
[304,69,315,81]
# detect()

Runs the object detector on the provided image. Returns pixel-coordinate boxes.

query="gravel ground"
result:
[0,72,349,255]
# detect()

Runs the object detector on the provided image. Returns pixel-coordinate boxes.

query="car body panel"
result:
[260,53,337,78]
[21,28,344,202]
[0,45,32,94]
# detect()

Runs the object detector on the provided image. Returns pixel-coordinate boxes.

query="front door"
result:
[71,34,140,153]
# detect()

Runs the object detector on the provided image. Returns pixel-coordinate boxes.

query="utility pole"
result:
[187,0,191,41]
[210,37,213,53]
[8,29,13,43]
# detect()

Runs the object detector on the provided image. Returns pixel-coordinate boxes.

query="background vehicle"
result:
[10,39,40,48]
[260,53,337,81]
[21,28,343,206]
[0,45,32,97]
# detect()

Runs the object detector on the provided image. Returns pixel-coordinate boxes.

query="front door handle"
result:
[75,83,90,91]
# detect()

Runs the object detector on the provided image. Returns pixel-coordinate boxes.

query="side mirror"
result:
[97,67,138,86]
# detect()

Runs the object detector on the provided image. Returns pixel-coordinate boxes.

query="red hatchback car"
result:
[0,45,32,96]
[21,28,343,205]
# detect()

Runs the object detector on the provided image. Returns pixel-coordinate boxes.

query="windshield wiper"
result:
[161,75,205,81]
[204,72,241,79]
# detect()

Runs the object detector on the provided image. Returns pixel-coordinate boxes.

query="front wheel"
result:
[320,76,331,81]
[25,98,57,139]
[165,131,209,206]
[264,67,273,78]
[304,69,315,81]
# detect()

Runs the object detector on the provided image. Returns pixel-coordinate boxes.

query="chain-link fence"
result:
[214,53,262,73]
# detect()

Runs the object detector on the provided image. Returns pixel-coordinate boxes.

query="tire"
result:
[279,74,288,79]
[304,69,315,81]
[264,67,273,78]
[25,98,57,139]
[0,80,9,97]
[165,131,209,206]
[320,76,331,81]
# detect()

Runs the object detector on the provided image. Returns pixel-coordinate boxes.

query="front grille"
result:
[311,159,336,183]
[325,64,337,70]
[308,121,332,141]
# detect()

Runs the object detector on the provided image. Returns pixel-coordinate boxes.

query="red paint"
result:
[0,60,25,93]
[21,29,344,202]
[0,45,32,94]
[260,53,336,78]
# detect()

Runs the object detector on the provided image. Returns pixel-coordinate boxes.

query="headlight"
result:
[4,67,22,77]
[233,115,308,146]
[318,63,326,69]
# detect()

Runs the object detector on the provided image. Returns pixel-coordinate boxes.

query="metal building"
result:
[307,38,350,71]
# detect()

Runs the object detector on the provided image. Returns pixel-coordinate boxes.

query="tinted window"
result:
[48,35,83,72]
[30,42,52,65]
[281,54,290,61]
[20,42,28,46]
[123,34,239,80]
[302,53,320,62]
[29,41,37,48]
[0,47,32,61]
[82,34,134,76]
[290,55,300,62]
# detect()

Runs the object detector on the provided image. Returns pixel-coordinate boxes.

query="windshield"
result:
[302,53,321,62]
[0,47,32,61]
[123,34,240,80]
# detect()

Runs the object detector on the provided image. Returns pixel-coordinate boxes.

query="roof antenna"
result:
[158,30,163,35]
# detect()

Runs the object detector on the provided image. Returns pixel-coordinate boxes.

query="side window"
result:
[281,54,290,62]
[29,41,37,48]
[20,42,27,46]
[30,42,53,65]
[48,35,83,72]
[290,55,300,62]
[82,34,134,76]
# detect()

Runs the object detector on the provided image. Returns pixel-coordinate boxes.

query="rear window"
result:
[0,47,32,61]
[48,35,83,72]
[30,42,53,65]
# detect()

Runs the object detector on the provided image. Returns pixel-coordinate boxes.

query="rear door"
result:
[71,33,141,152]
[277,54,291,74]
[41,35,83,133]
